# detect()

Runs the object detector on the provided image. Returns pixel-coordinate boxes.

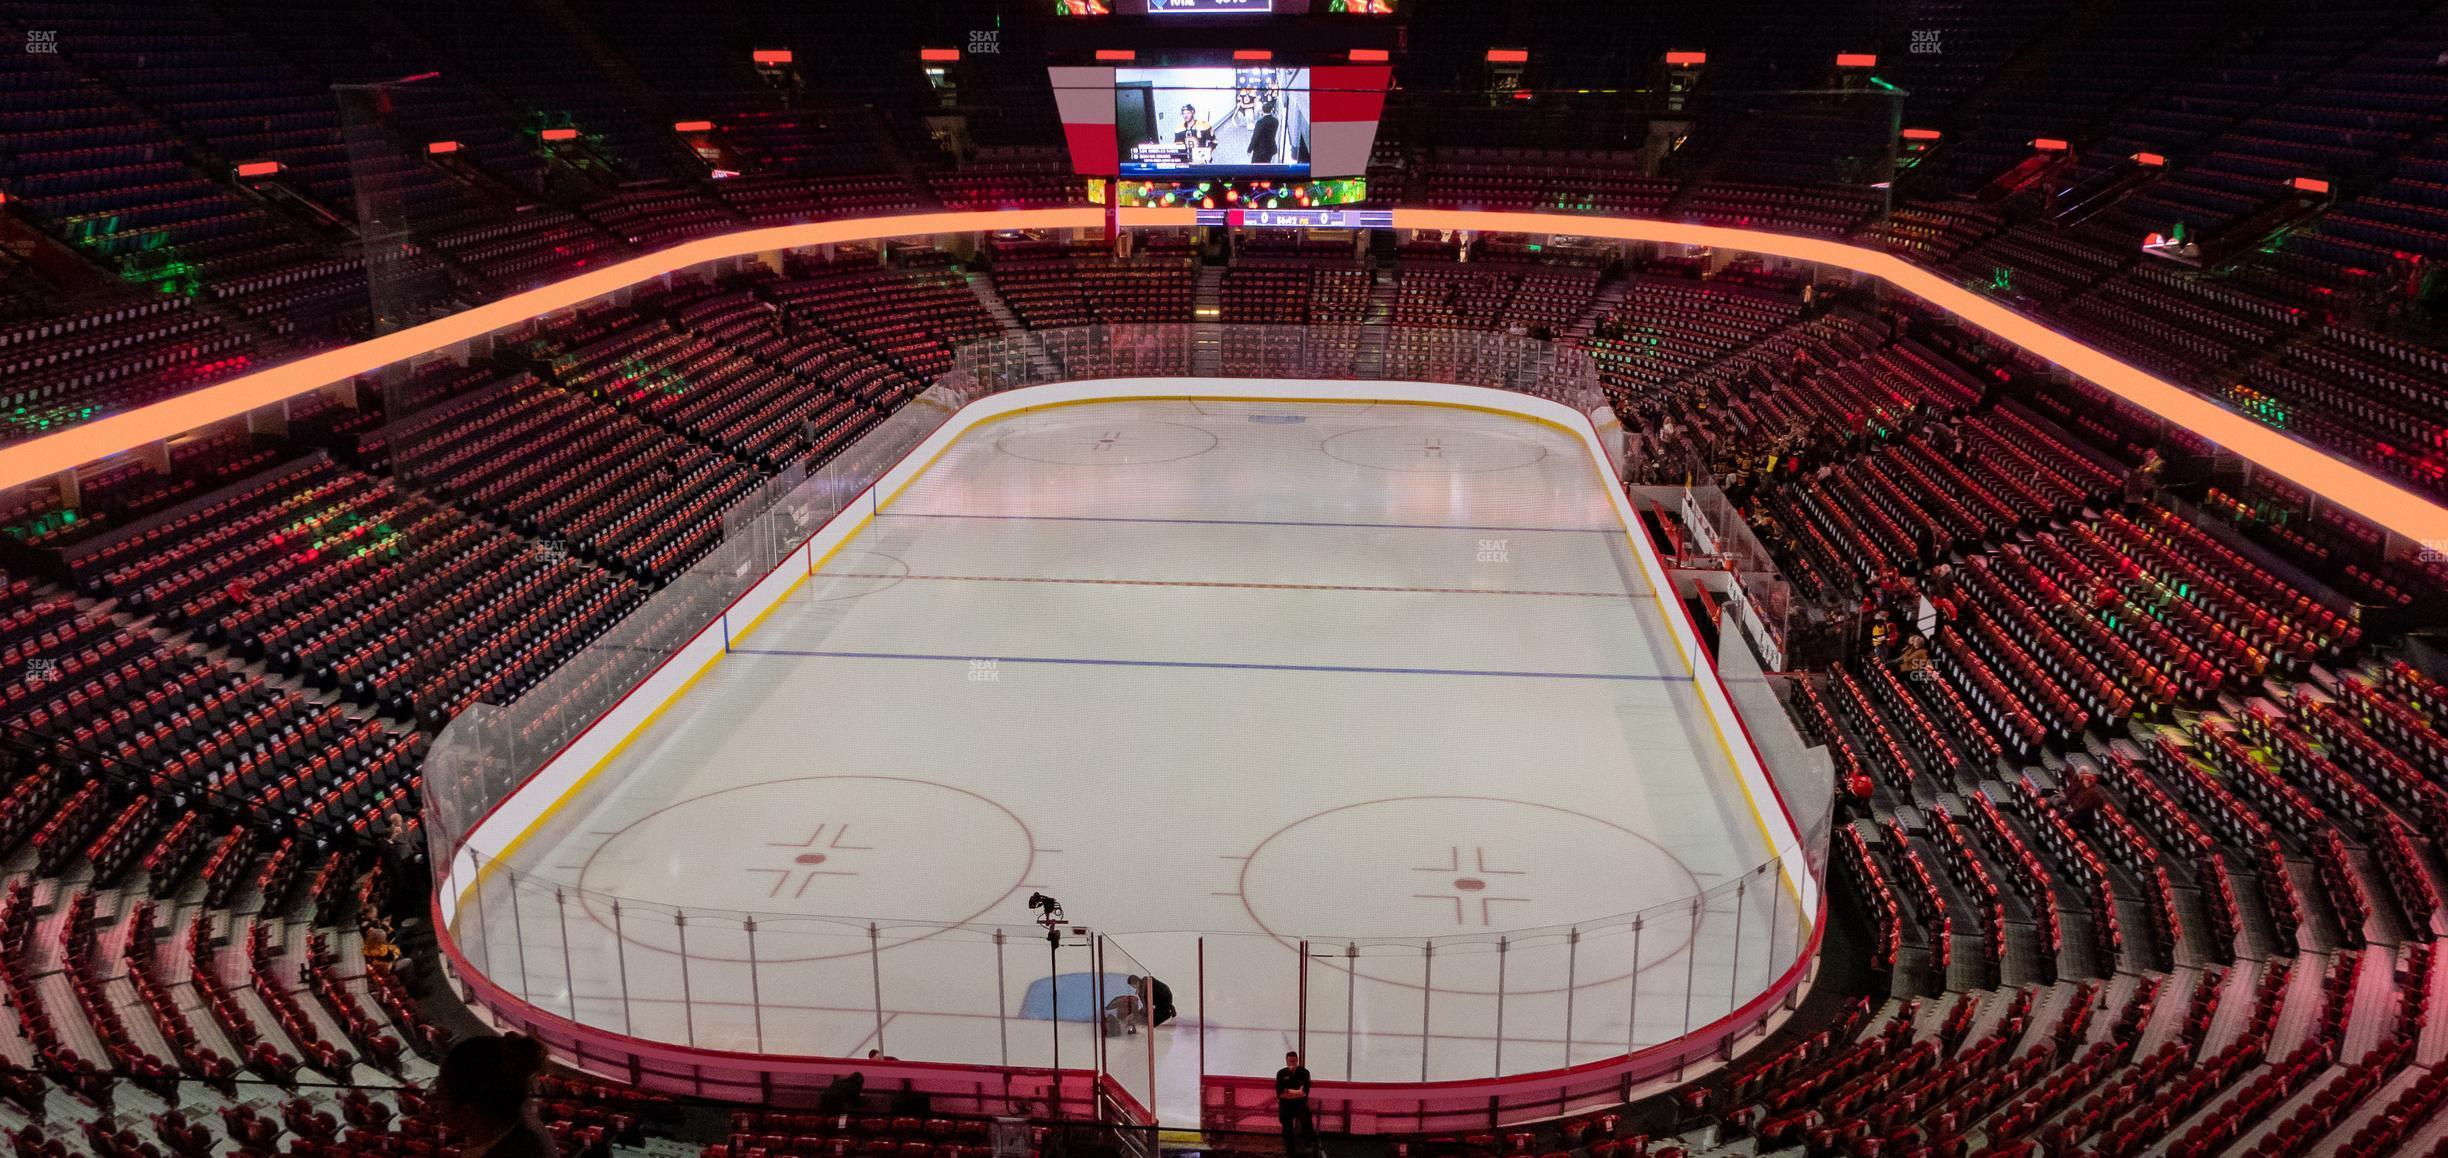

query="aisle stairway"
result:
[962,270,1057,381]
[1566,274,1631,343]
[1352,266,1398,377]
[1192,265,1224,375]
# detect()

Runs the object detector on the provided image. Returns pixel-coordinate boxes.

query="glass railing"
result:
[423,324,1826,1129]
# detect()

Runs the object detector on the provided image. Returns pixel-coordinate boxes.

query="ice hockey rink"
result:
[472,394,1796,1123]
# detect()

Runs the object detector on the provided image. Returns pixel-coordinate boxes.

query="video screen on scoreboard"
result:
[1145,0,1273,11]
[1115,67,1310,176]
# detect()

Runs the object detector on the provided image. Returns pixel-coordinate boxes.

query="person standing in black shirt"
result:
[1276,1051,1317,1154]
[1248,90,1282,164]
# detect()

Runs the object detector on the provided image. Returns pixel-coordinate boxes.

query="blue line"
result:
[730,647,1685,683]
[878,511,1624,535]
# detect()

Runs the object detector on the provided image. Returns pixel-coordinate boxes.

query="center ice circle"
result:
[1320,425,1549,473]
[1238,796,1699,994]
[577,776,1033,962]
[995,419,1219,465]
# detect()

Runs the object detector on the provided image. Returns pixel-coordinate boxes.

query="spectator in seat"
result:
[1925,562,1955,604]
[1924,415,1960,461]
[384,813,430,926]
[2124,450,2164,509]
[362,922,416,993]
[819,1069,866,1115]
[2060,771,2108,824]
[1747,506,1778,545]
[1895,634,1930,678]
[1842,773,1876,820]
[437,1033,558,1157]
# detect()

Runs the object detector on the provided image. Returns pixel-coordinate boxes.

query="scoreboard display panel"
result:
[1042,0,1393,182]
[1051,64,1387,177]
[1116,67,1310,176]
[1195,207,1391,227]
[1057,0,1394,14]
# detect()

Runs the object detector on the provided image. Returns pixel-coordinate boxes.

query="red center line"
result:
[821,571,1637,598]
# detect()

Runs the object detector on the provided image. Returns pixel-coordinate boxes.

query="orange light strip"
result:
[540,127,579,142]
[2291,176,2331,194]
[1835,53,1878,68]
[751,49,792,65]
[1664,51,1707,66]
[1486,48,1530,64]
[1120,206,1196,228]
[1233,49,1274,61]
[2133,151,2165,167]
[234,161,283,178]
[672,120,714,133]
[2032,137,2069,151]
[919,48,961,62]
[1900,128,1942,141]
[426,140,462,155]
[1095,49,1137,61]
[1348,48,1390,63]
[7,206,2439,545]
